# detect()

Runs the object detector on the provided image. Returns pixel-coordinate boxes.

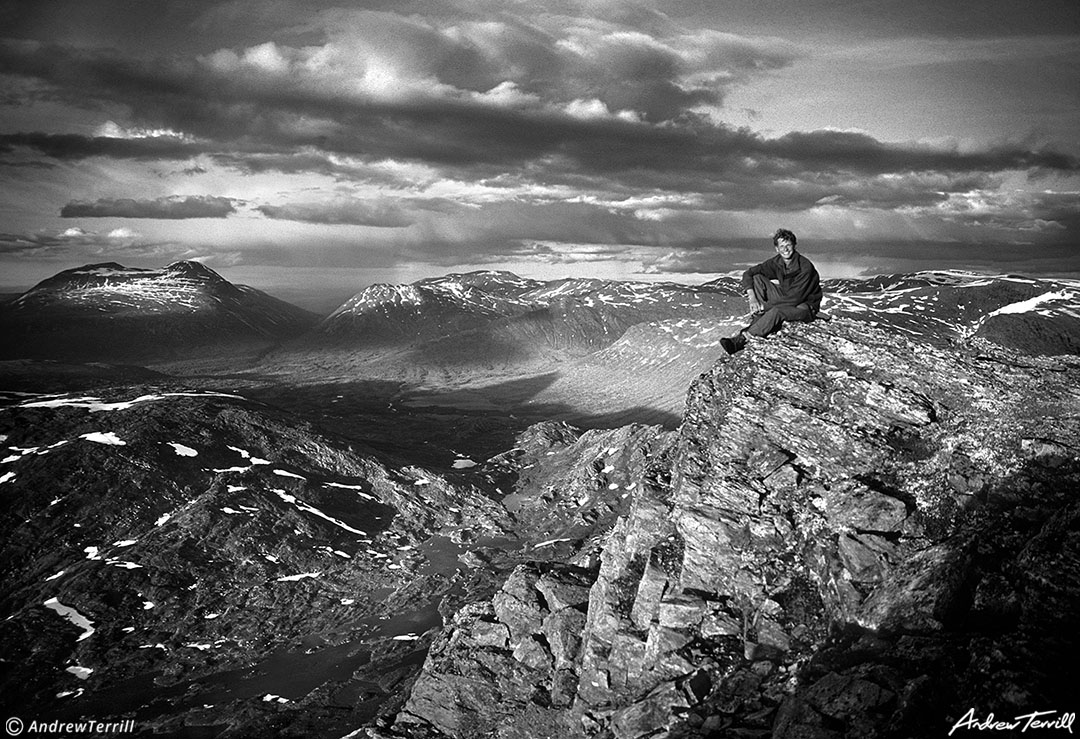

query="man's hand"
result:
[747,290,763,314]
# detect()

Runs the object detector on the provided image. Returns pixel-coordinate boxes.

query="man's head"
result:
[772,228,797,261]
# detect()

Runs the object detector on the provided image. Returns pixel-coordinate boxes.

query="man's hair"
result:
[772,228,797,246]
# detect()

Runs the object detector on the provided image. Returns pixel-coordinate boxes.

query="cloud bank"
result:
[1,1,1078,282]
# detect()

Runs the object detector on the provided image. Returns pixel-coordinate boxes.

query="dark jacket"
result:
[741,251,822,314]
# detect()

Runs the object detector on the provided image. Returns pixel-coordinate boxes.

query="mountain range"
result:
[0,262,1077,738]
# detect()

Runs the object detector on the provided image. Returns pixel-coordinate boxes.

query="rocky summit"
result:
[0,268,1078,738]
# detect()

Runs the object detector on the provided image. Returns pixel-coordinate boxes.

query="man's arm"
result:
[741,257,777,313]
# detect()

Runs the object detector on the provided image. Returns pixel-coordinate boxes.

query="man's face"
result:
[775,238,795,260]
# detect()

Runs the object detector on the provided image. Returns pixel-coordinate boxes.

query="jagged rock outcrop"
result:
[381,318,1080,738]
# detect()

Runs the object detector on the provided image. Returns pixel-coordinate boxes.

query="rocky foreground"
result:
[373,318,1080,739]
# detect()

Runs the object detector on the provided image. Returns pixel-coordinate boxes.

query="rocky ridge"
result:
[376,318,1080,739]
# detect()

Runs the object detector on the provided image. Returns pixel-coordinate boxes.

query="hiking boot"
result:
[720,334,746,355]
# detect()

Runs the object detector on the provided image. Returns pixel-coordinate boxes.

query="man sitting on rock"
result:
[720,228,822,355]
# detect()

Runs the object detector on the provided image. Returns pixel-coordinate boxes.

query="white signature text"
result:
[950,709,1075,736]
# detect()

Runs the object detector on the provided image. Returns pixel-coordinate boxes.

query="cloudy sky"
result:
[1,0,1078,308]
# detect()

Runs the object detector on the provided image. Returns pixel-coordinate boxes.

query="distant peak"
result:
[165,260,224,280]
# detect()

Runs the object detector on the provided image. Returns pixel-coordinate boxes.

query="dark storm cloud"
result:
[0,132,207,160]
[665,0,1080,40]
[60,195,237,219]
[207,151,424,188]
[756,130,1079,176]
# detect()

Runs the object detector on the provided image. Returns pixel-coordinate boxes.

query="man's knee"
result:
[751,274,772,303]
[746,306,783,336]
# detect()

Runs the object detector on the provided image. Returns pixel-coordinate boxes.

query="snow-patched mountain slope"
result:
[1,261,317,362]
[319,279,540,345]
[823,271,1080,354]
[313,270,743,353]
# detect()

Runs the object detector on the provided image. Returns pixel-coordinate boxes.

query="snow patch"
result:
[19,391,245,412]
[276,572,321,582]
[272,489,368,536]
[80,432,126,446]
[324,481,378,500]
[43,598,95,642]
[168,442,199,457]
[534,537,574,549]
[987,290,1070,317]
[66,665,94,680]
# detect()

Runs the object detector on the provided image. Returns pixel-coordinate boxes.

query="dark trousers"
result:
[745,274,814,337]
